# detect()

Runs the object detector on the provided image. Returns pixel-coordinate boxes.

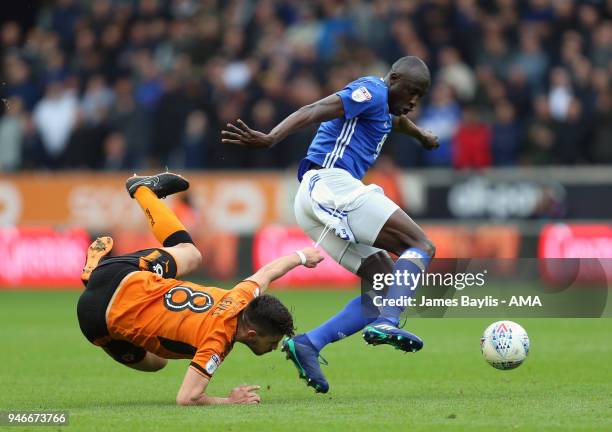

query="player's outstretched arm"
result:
[176,367,261,406]
[221,95,344,149]
[392,114,439,150]
[246,247,324,292]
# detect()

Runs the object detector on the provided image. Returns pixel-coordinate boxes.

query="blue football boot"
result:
[282,336,329,393]
[363,320,424,352]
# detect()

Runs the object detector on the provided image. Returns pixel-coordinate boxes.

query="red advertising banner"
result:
[253,225,358,288]
[538,224,612,284]
[539,224,612,258]
[0,227,90,288]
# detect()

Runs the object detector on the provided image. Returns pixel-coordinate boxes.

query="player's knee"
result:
[132,355,168,372]
[180,243,202,273]
[396,234,435,258]
[149,357,168,372]
[419,238,436,258]
[188,245,203,269]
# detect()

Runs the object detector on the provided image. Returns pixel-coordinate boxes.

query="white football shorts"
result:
[294,168,399,273]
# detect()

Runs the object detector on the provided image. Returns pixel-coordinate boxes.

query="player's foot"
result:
[126,172,189,199]
[81,236,114,287]
[282,336,329,394]
[363,320,424,353]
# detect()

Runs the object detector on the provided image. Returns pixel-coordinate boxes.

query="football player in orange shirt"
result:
[77,172,323,406]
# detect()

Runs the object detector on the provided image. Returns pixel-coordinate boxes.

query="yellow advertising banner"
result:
[0,172,284,233]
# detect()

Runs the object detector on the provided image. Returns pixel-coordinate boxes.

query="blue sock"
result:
[302,295,376,352]
[376,248,431,326]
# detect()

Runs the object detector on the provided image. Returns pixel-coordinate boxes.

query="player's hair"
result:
[391,56,431,84]
[242,295,295,337]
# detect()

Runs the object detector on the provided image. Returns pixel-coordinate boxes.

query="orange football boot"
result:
[81,236,114,287]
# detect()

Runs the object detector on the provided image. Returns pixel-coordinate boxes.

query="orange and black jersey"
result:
[107,271,260,377]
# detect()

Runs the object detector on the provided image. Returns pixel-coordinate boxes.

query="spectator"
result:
[178,110,208,169]
[80,75,114,125]
[437,46,477,102]
[134,51,164,112]
[0,97,25,171]
[63,110,108,169]
[107,77,150,167]
[505,66,533,123]
[452,105,492,169]
[102,131,130,170]
[317,1,354,60]
[285,5,321,56]
[589,91,612,164]
[99,24,124,79]
[419,82,461,167]
[151,73,195,166]
[552,98,588,164]
[32,79,78,168]
[522,95,555,165]
[548,67,573,121]
[1,21,22,50]
[477,29,511,80]
[3,54,40,111]
[512,27,548,91]
[523,0,554,24]
[72,28,99,87]
[491,100,520,166]
[49,0,81,49]
[591,22,612,68]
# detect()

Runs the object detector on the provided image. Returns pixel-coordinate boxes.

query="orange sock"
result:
[134,186,190,247]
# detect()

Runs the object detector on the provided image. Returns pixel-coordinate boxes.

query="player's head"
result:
[385,56,431,116]
[238,295,295,356]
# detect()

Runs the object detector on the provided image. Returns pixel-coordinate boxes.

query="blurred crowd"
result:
[1,0,611,172]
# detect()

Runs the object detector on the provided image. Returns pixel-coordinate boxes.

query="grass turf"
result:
[1,289,611,431]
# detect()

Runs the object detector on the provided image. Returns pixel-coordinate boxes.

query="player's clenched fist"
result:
[300,247,324,268]
[228,385,261,404]
[418,129,439,151]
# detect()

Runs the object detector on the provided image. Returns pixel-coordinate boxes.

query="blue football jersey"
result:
[297,76,393,181]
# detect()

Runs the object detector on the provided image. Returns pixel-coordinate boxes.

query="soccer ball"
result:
[480,320,530,370]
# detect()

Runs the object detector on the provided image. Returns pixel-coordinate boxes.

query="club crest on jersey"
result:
[351,86,372,102]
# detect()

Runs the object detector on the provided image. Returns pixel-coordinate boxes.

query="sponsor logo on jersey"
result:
[205,354,221,375]
[153,263,164,275]
[351,86,372,102]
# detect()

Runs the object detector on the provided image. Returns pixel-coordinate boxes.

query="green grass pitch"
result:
[1,289,611,431]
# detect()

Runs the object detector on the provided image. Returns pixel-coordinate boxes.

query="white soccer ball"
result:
[480,320,530,370]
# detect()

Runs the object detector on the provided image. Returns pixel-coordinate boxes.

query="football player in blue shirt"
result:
[222,56,439,393]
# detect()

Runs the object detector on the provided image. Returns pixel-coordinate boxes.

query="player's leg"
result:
[128,353,168,372]
[283,236,394,392]
[101,339,167,372]
[306,177,430,350]
[127,172,201,277]
[360,207,435,352]
[296,245,393,350]
[78,264,168,372]
[373,209,435,258]
[283,180,395,392]
[296,171,430,352]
